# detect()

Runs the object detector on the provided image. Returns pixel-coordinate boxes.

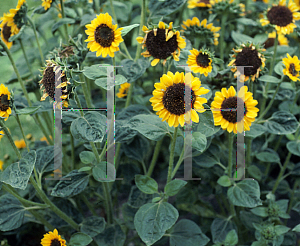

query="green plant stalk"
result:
[135,0,146,61]
[219,14,227,69]
[27,16,44,64]
[285,178,300,225]
[264,135,283,177]
[19,39,33,76]
[79,73,93,108]
[33,115,54,145]
[147,138,163,177]
[171,147,184,179]
[272,124,300,194]
[14,114,30,153]
[81,194,97,216]
[93,0,100,13]
[166,127,178,185]
[260,33,278,113]
[227,132,234,178]
[60,0,69,41]
[43,112,54,137]
[246,137,251,168]
[74,90,85,117]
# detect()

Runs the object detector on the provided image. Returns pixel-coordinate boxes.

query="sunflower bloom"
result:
[0,84,11,121]
[282,53,300,81]
[117,82,130,98]
[211,86,259,134]
[264,31,288,48]
[0,130,4,141]
[41,0,55,10]
[260,0,300,35]
[136,22,186,66]
[187,48,213,76]
[150,72,209,127]
[14,139,26,149]
[85,13,123,58]
[41,229,66,246]
[187,0,212,8]
[0,160,3,171]
[0,21,13,49]
[228,43,266,82]
[40,135,53,144]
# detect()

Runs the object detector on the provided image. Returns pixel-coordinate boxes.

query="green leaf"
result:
[123,135,150,162]
[169,219,210,246]
[239,211,262,230]
[245,124,266,138]
[70,111,106,142]
[237,18,258,26]
[78,167,92,172]
[292,224,300,232]
[231,31,253,45]
[119,58,150,83]
[287,140,300,156]
[227,179,262,208]
[193,144,220,168]
[164,179,187,196]
[256,149,280,163]
[224,229,238,245]
[80,13,97,26]
[134,202,179,246]
[253,33,268,44]
[80,216,106,237]
[69,232,92,246]
[217,176,232,187]
[35,146,54,175]
[264,111,299,135]
[79,151,95,164]
[250,207,268,217]
[148,0,187,17]
[110,1,132,22]
[15,106,41,115]
[92,162,115,182]
[128,186,154,208]
[195,110,220,137]
[0,194,26,231]
[94,224,126,246]
[274,225,290,235]
[192,132,207,153]
[95,74,127,90]
[52,18,75,34]
[135,174,158,194]
[83,65,107,80]
[121,24,139,36]
[258,75,281,83]
[247,165,262,181]
[51,170,89,197]
[0,151,36,190]
[274,61,284,76]
[211,218,237,243]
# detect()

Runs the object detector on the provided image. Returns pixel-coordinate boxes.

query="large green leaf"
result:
[121,24,139,37]
[52,18,75,34]
[194,110,220,137]
[134,202,179,246]
[0,151,36,190]
[128,186,154,208]
[258,75,281,83]
[245,124,266,138]
[227,180,262,208]
[123,135,150,162]
[71,111,106,142]
[211,218,237,243]
[92,161,115,182]
[95,74,127,90]
[287,140,300,156]
[148,0,187,17]
[192,132,207,153]
[164,179,187,197]
[51,170,89,197]
[256,149,280,163]
[118,58,150,83]
[169,219,210,246]
[135,175,158,194]
[79,151,95,164]
[35,146,55,175]
[15,106,41,115]
[83,65,107,80]
[81,216,106,237]
[224,230,238,245]
[69,232,92,246]
[94,224,126,246]
[231,31,253,45]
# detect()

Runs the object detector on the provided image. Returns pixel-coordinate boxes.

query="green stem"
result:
[171,147,184,179]
[43,112,54,137]
[74,90,84,117]
[135,0,146,61]
[34,115,54,145]
[93,0,100,13]
[14,110,30,153]
[220,14,227,69]
[20,39,33,76]
[102,182,113,224]
[147,139,163,177]
[60,0,69,41]
[79,73,93,108]
[166,127,178,185]
[81,194,97,216]
[27,16,44,64]
[124,82,133,108]
[141,160,147,174]
[227,132,234,178]
[246,137,251,169]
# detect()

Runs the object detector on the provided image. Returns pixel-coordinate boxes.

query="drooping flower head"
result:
[85,13,123,58]
[39,60,71,108]
[136,22,186,66]
[181,17,220,46]
[150,72,209,127]
[117,82,131,98]
[188,0,212,8]
[209,0,245,17]
[228,43,266,82]
[211,86,259,133]
[0,84,12,121]
[260,0,300,35]
[264,31,289,48]
[0,21,13,49]
[41,229,66,246]
[282,53,300,81]
[187,48,214,76]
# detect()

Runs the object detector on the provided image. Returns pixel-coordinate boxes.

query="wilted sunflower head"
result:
[260,0,300,35]
[0,21,13,49]
[41,0,56,10]
[264,31,288,48]
[39,60,71,108]
[136,22,186,66]
[150,71,209,127]
[187,0,212,8]
[1,0,27,35]
[187,48,214,76]
[116,82,130,98]
[282,53,300,81]
[41,229,66,246]
[0,84,12,121]
[211,86,259,134]
[181,17,220,46]
[85,13,123,58]
[228,42,266,82]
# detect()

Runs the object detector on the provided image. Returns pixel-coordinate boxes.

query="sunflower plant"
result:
[1,0,300,245]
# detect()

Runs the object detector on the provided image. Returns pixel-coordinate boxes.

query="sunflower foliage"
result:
[1,0,300,246]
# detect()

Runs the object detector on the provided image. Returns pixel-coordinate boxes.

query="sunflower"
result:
[264,31,289,48]
[14,139,26,149]
[85,13,123,58]
[0,130,4,141]
[260,0,300,35]
[136,22,186,66]
[181,17,220,46]
[0,84,11,121]
[150,71,209,127]
[187,48,213,76]
[0,160,3,171]
[42,0,55,10]
[39,60,70,108]
[282,53,300,81]
[0,21,13,49]
[40,135,53,144]
[116,82,130,98]
[228,43,266,82]
[1,0,27,36]
[187,0,212,8]
[41,229,66,246]
[211,86,259,133]
[209,0,245,17]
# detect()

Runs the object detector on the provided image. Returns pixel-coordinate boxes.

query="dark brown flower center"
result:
[289,63,297,76]
[196,53,210,68]
[50,239,61,246]
[198,0,210,3]
[94,24,114,47]
[0,94,10,112]
[264,38,275,49]
[146,28,178,59]
[2,23,12,42]
[235,47,262,76]
[220,97,247,123]
[41,66,68,100]
[162,83,196,115]
[267,5,293,27]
